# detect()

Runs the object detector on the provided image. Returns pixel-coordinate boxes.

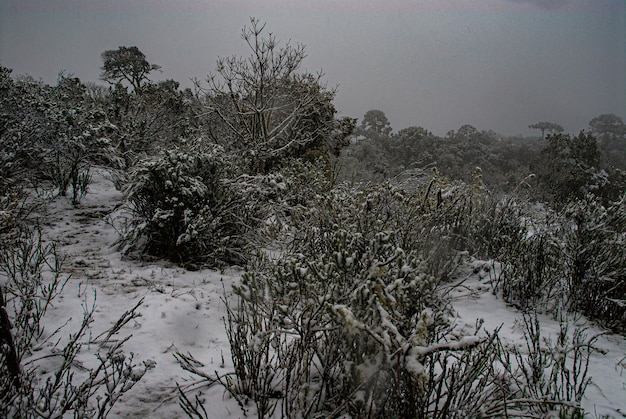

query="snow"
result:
[30,170,242,417]
[14,169,626,418]
[450,261,626,417]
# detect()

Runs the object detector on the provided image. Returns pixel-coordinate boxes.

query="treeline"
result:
[340,109,626,208]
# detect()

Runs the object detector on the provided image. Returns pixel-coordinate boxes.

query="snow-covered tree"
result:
[198,18,352,174]
[100,46,161,91]
[529,121,564,139]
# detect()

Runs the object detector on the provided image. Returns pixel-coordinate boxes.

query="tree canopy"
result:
[360,109,392,137]
[199,18,352,174]
[100,46,161,91]
[529,121,564,139]
[589,114,625,141]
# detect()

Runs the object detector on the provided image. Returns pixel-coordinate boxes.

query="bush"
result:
[178,222,597,418]
[170,170,600,417]
[215,230,494,417]
[562,193,626,331]
[287,175,487,282]
[492,192,626,332]
[490,205,566,314]
[120,145,255,267]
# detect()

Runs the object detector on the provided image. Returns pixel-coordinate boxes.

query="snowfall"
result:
[17,170,626,417]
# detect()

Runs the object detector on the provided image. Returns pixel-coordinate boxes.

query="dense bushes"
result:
[0,68,117,204]
[563,194,626,330]
[178,180,598,418]
[221,229,471,417]
[1,30,623,416]
[288,174,488,282]
[492,193,626,332]
[120,145,257,267]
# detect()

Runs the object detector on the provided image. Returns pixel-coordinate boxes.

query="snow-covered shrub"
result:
[0,228,67,363]
[228,230,445,417]
[1,69,118,203]
[43,75,118,204]
[498,314,598,418]
[104,80,193,168]
[214,228,521,417]
[0,227,149,417]
[495,193,626,331]
[562,193,626,331]
[121,145,255,267]
[229,158,333,245]
[0,190,26,238]
[491,205,567,314]
[175,176,600,417]
[469,195,530,260]
[499,230,565,313]
[45,111,116,205]
[216,232,596,418]
[288,178,484,281]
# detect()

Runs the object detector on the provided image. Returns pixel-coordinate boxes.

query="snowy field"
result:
[29,170,626,418]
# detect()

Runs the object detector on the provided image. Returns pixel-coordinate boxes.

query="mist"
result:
[1,0,624,136]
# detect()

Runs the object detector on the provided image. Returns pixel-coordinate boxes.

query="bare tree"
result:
[197,18,347,173]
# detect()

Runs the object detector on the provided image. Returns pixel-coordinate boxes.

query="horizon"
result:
[1,0,624,137]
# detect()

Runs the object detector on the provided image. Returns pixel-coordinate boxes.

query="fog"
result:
[1,0,624,136]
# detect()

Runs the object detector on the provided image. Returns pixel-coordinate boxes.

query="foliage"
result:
[45,75,117,203]
[104,79,193,167]
[359,109,392,137]
[2,20,621,417]
[100,46,161,91]
[536,131,601,206]
[493,192,626,332]
[287,177,487,282]
[450,124,481,142]
[177,180,598,418]
[120,144,256,267]
[589,113,626,142]
[339,124,537,193]
[493,207,566,314]
[0,68,117,203]
[589,113,626,169]
[498,313,598,418]
[529,121,564,139]
[562,194,626,331]
[0,67,54,191]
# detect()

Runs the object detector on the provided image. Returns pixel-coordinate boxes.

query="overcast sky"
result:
[1,0,624,136]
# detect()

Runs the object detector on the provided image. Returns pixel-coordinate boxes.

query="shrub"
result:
[498,313,598,418]
[492,192,626,332]
[220,229,487,417]
[562,193,626,331]
[287,176,485,281]
[178,229,596,418]
[492,206,567,314]
[120,145,254,267]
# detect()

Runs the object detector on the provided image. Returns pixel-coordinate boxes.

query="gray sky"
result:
[1,0,624,136]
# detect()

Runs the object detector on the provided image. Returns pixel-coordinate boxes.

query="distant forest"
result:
[340,109,626,207]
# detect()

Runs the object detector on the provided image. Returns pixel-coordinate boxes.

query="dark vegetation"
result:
[1,18,625,417]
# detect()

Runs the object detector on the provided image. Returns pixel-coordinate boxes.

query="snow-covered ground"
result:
[30,170,626,418]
